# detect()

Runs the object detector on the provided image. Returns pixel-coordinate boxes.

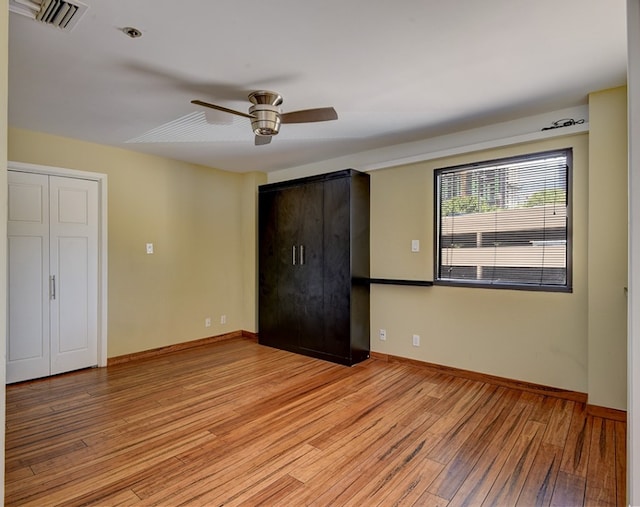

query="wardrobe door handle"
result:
[50,275,56,300]
[299,245,305,265]
[292,245,297,265]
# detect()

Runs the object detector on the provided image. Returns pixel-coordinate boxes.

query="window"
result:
[435,149,571,291]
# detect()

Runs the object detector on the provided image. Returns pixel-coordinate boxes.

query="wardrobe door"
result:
[7,172,51,383]
[295,181,325,355]
[321,176,352,359]
[275,185,306,349]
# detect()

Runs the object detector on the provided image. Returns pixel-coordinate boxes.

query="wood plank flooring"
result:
[5,338,626,506]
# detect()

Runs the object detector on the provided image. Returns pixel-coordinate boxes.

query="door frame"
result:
[8,161,108,367]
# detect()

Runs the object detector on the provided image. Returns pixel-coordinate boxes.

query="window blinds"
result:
[436,149,571,290]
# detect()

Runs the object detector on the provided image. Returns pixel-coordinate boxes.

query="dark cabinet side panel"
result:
[350,173,371,361]
[258,190,282,348]
[350,172,371,279]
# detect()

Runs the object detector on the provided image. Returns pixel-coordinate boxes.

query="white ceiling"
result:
[8,0,628,174]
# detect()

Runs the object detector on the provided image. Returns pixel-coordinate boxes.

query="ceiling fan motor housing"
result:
[249,104,281,136]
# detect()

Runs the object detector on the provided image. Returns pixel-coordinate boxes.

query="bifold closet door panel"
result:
[49,176,99,376]
[7,172,51,383]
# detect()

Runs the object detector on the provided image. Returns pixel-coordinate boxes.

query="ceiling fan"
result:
[191,91,338,146]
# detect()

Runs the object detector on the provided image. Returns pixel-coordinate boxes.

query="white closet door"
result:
[7,172,51,383]
[7,172,99,383]
[49,176,99,375]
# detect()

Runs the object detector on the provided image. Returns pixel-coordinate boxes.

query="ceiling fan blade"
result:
[281,107,338,124]
[255,135,272,146]
[191,100,254,120]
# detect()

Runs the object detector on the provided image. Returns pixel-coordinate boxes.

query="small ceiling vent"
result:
[9,0,89,32]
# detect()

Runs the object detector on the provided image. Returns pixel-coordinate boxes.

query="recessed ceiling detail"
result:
[122,26,142,39]
[126,112,254,144]
[9,0,88,31]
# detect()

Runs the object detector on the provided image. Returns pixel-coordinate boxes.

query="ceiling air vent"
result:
[9,0,89,32]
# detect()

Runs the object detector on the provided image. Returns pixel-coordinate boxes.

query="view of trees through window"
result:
[435,149,571,290]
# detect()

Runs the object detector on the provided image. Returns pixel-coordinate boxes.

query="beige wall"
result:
[588,86,628,410]
[8,128,263,358]
[370,134,590,394]
[370,86,628,409]
[1,0,8,499]
[241,171,268,331]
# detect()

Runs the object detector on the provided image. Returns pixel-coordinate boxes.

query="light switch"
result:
[411,239,420,252]
[146,243,154,254]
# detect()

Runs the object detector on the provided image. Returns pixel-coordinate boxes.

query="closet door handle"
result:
[50,275,56,300]
[292,245,297,265]
[299,245,305,265]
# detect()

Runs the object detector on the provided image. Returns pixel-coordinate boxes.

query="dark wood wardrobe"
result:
[258,169,370,366]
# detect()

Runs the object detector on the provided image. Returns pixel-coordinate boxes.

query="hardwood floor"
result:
[5,338,626,506]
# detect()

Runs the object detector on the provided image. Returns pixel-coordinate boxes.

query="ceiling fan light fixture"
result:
[249,104,281,136]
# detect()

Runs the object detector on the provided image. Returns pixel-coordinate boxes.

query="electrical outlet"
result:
[146,243,154,254]
[379,329,386,341]
[205,317,211,328]
[412,334,420,347]
[220,315,227,324]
